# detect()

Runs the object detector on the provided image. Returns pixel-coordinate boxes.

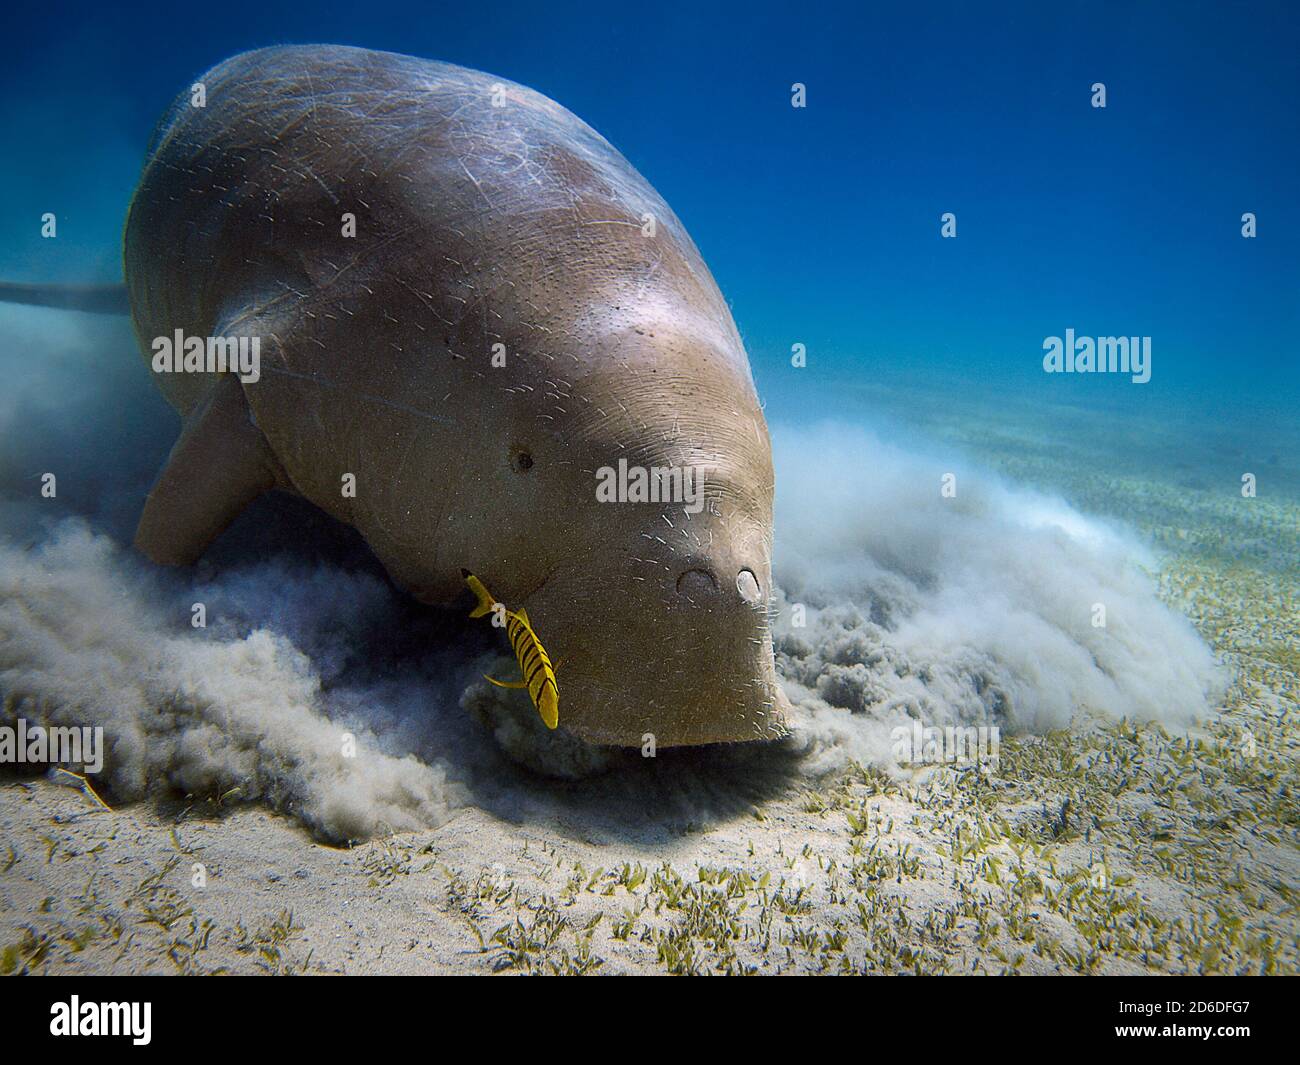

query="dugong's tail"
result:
[0,281,129,315]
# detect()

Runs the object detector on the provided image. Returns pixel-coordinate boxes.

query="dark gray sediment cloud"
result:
[771,423,1223,773]
[0,308,1223,840]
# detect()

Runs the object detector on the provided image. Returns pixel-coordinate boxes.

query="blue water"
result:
[1,0,1295,474]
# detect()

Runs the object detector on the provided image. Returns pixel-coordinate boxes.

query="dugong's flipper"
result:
[135,374,284,565]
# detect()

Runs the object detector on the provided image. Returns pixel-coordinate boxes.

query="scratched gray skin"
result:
[124,45,789,747]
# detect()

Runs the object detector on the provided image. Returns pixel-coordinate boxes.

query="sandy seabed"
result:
[1,371,1296,975]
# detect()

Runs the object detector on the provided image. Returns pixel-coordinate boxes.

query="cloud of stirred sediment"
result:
[0,306,1223,839]
[769,422,1223,774]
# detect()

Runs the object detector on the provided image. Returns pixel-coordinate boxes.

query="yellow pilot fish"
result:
[461,569,559,729]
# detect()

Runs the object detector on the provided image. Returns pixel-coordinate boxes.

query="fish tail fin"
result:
[538,687,559,730]
[0,281,130,315]
[461,569,497,618]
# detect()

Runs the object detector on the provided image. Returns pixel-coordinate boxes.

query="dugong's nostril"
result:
[676,567,718,597]
[736,568,762,603]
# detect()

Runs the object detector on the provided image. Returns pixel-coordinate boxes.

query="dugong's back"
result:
[126,45,746,413]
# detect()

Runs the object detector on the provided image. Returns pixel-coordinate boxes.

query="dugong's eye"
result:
[509,446,534,473]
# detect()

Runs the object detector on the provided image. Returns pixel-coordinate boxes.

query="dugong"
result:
[33,45,791,747]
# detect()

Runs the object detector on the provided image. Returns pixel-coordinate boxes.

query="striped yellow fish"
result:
[461,569,559,729]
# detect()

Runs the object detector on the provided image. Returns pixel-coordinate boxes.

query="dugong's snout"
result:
[675,565,765,606]
[527,548,790,748]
